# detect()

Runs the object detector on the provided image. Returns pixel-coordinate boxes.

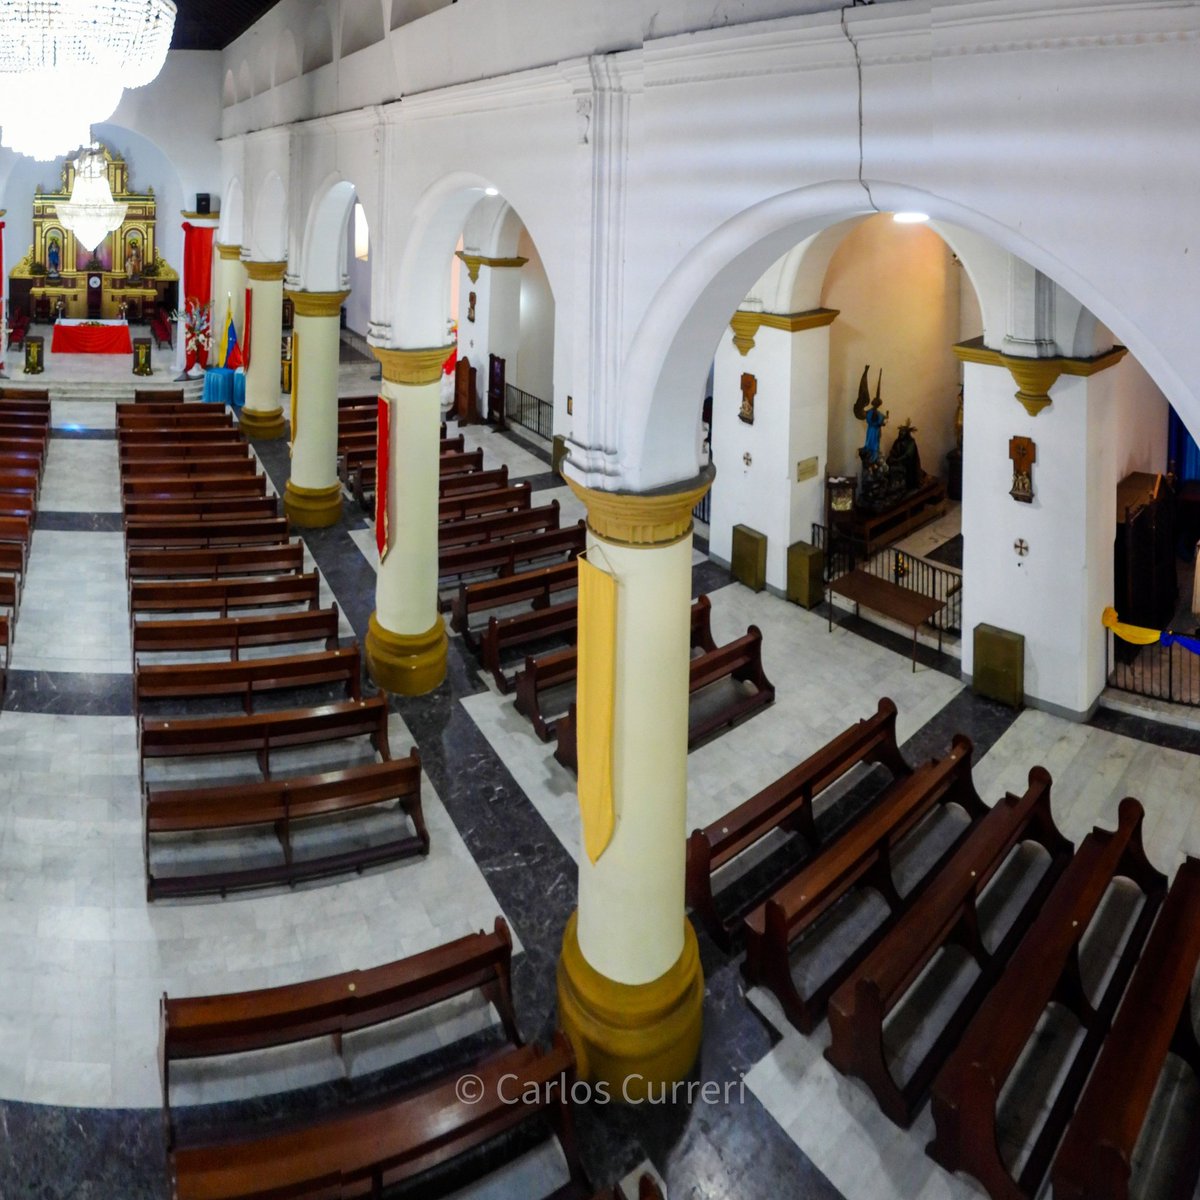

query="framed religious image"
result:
[739,372,756,425]
[132,337,152,376]
[23,336,43,375]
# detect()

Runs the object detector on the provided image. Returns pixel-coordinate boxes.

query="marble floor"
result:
[1,398,1199,1198]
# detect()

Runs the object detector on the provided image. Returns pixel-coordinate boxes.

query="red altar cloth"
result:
[51,321,133,355]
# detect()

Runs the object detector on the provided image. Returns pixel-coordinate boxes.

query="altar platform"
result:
[50,318,133,355]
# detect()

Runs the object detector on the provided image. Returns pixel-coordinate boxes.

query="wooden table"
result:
[827,568,945,671]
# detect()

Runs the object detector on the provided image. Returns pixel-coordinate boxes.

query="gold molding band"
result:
[238,404,286,439]
[556,911,704,1099]
[953,337,1129,417]
[283,480,343,527]
[730,307,839,356]
[365,612,448,695]
[179,210,217,220]
[285,289,351,318]
[215,242,243,261]
[455,250,529,283]
[244,260,287,282]
[373,344,455,387]
[564,466,714,548]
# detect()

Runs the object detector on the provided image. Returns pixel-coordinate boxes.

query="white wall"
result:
[1110,351,1170,482]
[345,212,372,335]
[515,227,554,405]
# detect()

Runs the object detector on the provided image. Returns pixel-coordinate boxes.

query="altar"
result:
[50,319,133,355]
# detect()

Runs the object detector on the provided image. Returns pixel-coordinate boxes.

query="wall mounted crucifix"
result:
[1009,435,1035,503]
[739,372,756,425]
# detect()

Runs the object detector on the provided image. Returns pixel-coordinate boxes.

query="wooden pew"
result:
[824,765,1073,1125]
[124,516,290,550]
[118,426,245,444]
[439,501,560,550]
[0,572,18,620]
[0,450,46,483]
[482,597,579,693]
[119,441,252,462]
[0,468,39,501]
[741,737,986,1034]
[117,411,234,430]
[122,496,280,523]
[130,572,319,620]
[1052,855,1200,1200]
[451,558,578,650]
[514,596,716,737]
[0,612,7,698]
[439,482,530,522]
[0,543,24,590]
[0,498,34,521]
[439,464,510,495]
[120,457,259,478]
[127,541,306,581]
[438,522,585,589]
[135,646,360,714]
[0,404,49,423]
[132,605,340,660]
[122,474,268,500]
[159,918,518,1144]
[138,695,391,791]
[132,388,185,404]
[167,1035,589,1200]
[0,513,31,573]
[553,625,775,771]
[0,435,48,460]
[0,417,49,438]
[685,697,912,951]
[927,796,1167,1200]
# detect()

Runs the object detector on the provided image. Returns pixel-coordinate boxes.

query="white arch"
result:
[274,29,300,86]
[218,177,245,247]
[302,9,334,73]
[299,177,356,292]
[236,59,253,103]
[251,171,288,262]
[221,69,236,108]
[607,180,1190,493]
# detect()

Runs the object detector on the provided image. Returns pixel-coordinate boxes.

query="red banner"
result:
[376,396,390,563]
[181,222,214,372]
[243,286,252,370]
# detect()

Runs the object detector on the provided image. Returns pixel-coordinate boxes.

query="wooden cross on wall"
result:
[1009,435,1035,504]
[739,373,756,425]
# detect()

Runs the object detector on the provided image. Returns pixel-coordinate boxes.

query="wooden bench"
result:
[0,513,31,572]
[0,435,48,460]
[130,572,319,620]
[0,418,49,440]
[0,467,39,499]
[353,454,499,511]
[438,522,585,590]
[122,474,268,500]
[119,399,192,415]
[135,645,360,714]
[168,1034,589,1200]
[159,917,518,1142]
[439,501,560,550]
[145,754,428,899]
[451,558,577,650]
[124,516,290,550]
[0,450,45,483]
[127,541,306,581]
[1052,855,1200,1200]
[439,464,509,495]
[742,736,986,1034]
[132,388,185,404]
[123,496,280,523]
[132,604,340,661]
[0,612,7,697]
[439,481,530,522]
[121,456,259,478]
[927,796,1167,1200]
[0,543,24,592]
[481,597,579,693]
[117,411,235,430]
[138,694,391,792]
[515,596,716,739]
[119,441,252,463]
[0,572,18,620]
[685,697,912,951]
[828,568,946,671]
[824,765,1073,1125]
[118,426,245,445]
[554,624,774,771]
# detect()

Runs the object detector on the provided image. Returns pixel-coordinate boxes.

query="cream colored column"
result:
[210,243,244,366]
[364,346,452,695]
[239,260,286,439]
[283,289,348,527]
[557,469,713,1100]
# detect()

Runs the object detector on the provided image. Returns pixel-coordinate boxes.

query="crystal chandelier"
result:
[0,0,176,161]
[55,145,128,253]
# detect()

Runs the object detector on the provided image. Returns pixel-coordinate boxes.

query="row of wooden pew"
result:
[0,387,51,698]
[686,695,1199,1200]
[160,917,666,1200]
[120,399,431,900]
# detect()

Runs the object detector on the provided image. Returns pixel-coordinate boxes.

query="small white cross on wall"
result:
[1014,538,1029,557]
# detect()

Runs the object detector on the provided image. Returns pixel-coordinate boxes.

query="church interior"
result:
[1,1,1199,1198]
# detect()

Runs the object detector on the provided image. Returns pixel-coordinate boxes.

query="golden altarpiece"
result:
[8,144,178,322]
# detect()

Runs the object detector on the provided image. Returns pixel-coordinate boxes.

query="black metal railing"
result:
[505,383,553,439]
[1106,631,1200,707]
[811,522,963,634]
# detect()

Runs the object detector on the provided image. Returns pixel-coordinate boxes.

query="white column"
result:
[210,243,245,366]
[240,260,286,438]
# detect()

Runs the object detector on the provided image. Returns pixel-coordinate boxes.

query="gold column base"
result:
[238,404,286,439]
[365,611,448,696]
[283,480,343,528]
[556,911,703,1101]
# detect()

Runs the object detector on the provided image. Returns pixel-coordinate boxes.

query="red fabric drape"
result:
[181,222,215,371]
[243,286,252,370]
[376,396,390,563]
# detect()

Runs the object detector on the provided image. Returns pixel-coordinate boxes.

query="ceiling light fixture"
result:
[0,0,177,162]
[893,211,931,224]
[56,144,129,252]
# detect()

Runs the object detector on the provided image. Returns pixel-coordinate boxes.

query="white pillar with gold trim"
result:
[284,289,348,527]
[240,260,286,439]
[210,242,245,367]
[365,346,451,695]
[556,469,713,1100]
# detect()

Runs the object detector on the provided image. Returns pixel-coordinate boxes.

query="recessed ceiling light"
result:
[893,211,930,224]
[484,187,499,196]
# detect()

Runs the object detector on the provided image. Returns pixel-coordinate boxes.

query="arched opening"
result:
[251,171,288,263]
[235,59,253,104]
[218,176,245,248]
[341,0,385,57]
[221,69,237,108]
[299,179,357,292]
[345,200,372,337]
[302,10,334,73]
[274,29,300,86]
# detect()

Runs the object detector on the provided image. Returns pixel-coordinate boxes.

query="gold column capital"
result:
[285,289,351,318]
[564,466,715,548]
[953,337,1129,417]
[373,344,455,387]
[455,250,529,283]
[215,242,243,261]
[730,307,839,356]
[244,260,287,282]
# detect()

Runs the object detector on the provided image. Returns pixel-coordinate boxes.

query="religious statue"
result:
[46,236,61,277]
[852,365,888,462]
[887,419,922,493]
[125,238,142,279]
[739,372,756,425]
[467,291,476,323]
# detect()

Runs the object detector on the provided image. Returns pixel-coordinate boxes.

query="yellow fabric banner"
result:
[1101,606,1161,646]
[577,554,617,864]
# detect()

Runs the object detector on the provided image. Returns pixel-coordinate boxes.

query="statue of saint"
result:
[887,419,923,493]
[47,237,61,275]
[852,364,888,462]
[125,239,142,278]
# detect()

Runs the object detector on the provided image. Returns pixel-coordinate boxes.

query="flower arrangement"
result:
[170,299,212,370]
